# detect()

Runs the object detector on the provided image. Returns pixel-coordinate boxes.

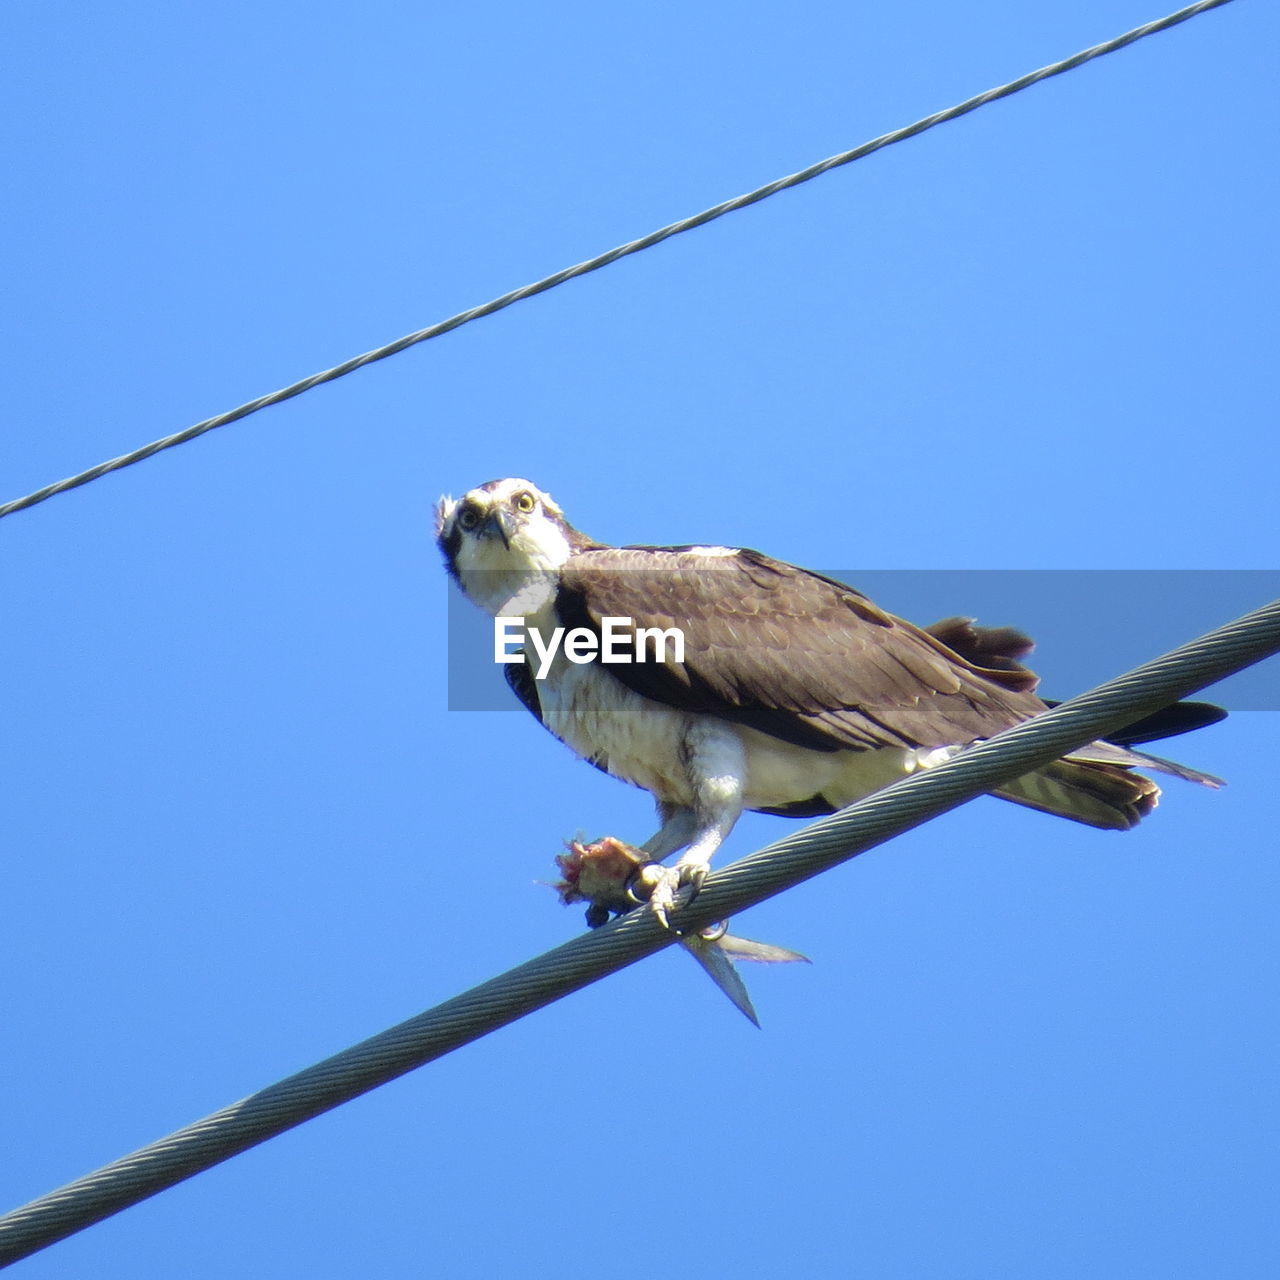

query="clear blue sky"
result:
[2,2,1277,1276]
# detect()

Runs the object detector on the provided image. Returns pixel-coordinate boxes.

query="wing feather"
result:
[556,547,1046,752]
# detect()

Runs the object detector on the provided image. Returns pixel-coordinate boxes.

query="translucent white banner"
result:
[444,570,1280,712]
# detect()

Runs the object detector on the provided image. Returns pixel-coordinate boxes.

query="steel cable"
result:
[0,0,1237,522]
[1,593,1276,1267]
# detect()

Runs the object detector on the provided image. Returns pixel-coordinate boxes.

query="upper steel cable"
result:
[0,0,1237,522]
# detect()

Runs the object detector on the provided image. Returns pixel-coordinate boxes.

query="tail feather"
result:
[1118,748,1225,788]
[1066,738,1225,789]
[1042,698,1228,747]
[994,759,1161,831]
[925,617,1229,758]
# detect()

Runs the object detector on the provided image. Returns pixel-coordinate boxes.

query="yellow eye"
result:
[457,505,481,531]
[514,491,536,513]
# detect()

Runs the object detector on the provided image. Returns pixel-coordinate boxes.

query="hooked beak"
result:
[478,507,517,549]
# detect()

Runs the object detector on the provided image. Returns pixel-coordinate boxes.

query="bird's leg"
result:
[647,809,738,928]
[639,802,697,861]
[563,729,746,929]
[646,725,746,930]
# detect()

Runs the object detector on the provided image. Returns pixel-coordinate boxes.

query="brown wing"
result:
[555,547,1047,752]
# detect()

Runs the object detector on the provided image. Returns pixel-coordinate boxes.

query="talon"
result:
[641,862,708,932]
[624,860,666,906]
[679,861,708,900]
[550,837,712,933]
[645,866,680,930]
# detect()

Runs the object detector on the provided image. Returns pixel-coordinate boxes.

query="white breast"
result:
[537,660,699,803]
[527,599,927,813]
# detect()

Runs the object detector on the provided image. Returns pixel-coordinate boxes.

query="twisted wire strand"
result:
[0,0,1237,522]
[1,593,1276,1268]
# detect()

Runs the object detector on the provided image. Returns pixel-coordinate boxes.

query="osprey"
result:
[437,478,1223,927]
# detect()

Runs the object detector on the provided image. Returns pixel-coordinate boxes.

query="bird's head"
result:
[436,478,592,616]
